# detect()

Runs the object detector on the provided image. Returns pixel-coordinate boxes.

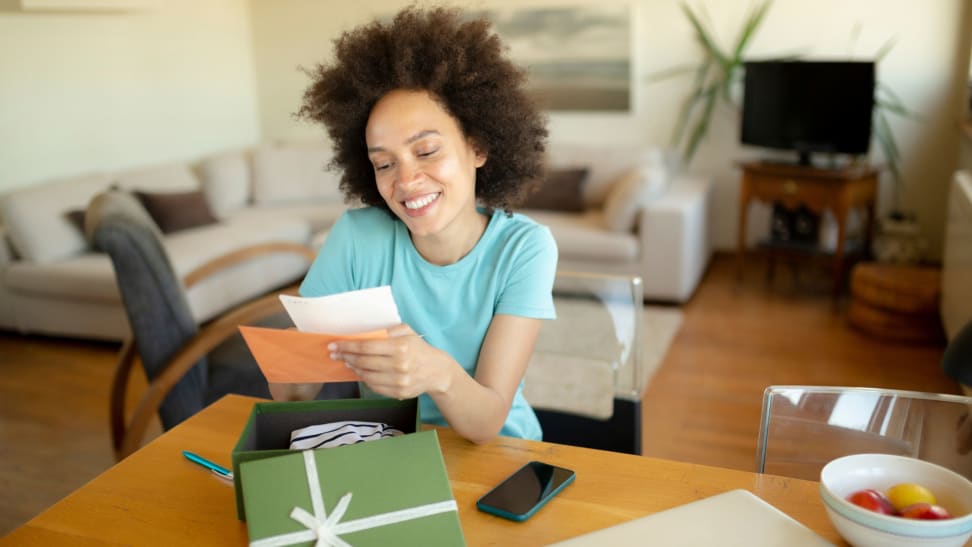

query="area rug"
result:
[523,299,684,419]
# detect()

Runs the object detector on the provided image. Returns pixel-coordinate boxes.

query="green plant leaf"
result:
[681,2,728,67]
[873,110,903,206]
[685,84,719,161]
[671,58,714,147]
[731,1,772,63]
[645,63,701,83]
[876,83,917,119]
[874,36,897,62]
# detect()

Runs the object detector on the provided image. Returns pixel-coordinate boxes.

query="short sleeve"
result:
[495,223,558,319]
[299,211,356,297]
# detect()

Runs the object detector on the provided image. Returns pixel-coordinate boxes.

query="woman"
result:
[289,6,556,444]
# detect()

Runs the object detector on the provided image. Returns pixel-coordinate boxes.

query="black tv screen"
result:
[741,60,875,165]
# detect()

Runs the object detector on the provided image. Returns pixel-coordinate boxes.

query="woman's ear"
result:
[470,139,487,168]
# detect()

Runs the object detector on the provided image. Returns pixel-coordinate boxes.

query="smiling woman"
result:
[284,6,559,445]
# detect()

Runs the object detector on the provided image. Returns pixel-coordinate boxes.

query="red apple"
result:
[846,489,896,515]
[899,502,952,520]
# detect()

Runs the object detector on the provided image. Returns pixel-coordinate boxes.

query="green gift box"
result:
[232,398,420,521]
[240,430,466,546]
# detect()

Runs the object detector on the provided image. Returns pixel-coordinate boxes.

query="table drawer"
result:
[745,175,838,209]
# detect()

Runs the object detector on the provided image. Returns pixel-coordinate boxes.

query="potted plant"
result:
[654,1,772,165]
[864,41,925,264]
[659,1,923,263]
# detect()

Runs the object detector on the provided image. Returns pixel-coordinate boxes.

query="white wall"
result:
[1,0,966,256]
[0,0,260,193]
[250,0,971,258]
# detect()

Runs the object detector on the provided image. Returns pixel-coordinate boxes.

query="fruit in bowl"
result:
[820,454,972,547]
[846,482,954,520]
[899,502,952,520]
[846,489,895,515]
[887,482,937,512]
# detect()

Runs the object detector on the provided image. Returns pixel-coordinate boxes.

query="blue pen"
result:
[183,450,234,481]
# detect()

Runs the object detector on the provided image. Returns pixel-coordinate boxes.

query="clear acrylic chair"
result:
[756,385,972,481]
[523,270,645,455]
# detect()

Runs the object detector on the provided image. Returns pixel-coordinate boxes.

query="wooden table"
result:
[736,161,878,295]
[1,395,845,546]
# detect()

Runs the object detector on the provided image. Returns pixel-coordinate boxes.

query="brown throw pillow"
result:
[133,189,218,234]
[64,209,86,232]
[521,168,589,212]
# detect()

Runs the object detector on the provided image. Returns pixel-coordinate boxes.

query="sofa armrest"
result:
[635,175,714,302]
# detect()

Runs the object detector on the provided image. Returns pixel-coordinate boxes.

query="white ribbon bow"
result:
[249,450,458,547]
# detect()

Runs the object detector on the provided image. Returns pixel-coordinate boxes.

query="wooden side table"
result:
[736,161,879,295]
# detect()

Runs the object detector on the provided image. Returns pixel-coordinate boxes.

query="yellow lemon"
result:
[886,483,937,512]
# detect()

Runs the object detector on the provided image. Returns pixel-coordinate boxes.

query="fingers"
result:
[329,337,405,357]
[387,323,416,337]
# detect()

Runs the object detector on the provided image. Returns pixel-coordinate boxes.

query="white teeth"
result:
[404,193,439,210]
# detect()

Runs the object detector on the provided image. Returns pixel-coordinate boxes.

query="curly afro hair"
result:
[296,6,548,213]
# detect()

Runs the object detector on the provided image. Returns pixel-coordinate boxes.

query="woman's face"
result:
[365,89,486,240]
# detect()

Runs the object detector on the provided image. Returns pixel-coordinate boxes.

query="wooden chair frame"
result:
[110,242,316,460]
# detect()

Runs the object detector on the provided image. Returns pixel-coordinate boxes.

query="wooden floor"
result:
[642,253,958,470]
[0,252,960,536]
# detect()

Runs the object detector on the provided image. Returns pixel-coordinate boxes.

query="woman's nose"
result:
[395,159,421,187]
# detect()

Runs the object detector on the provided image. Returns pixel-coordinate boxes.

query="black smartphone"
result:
[476,461,576,522]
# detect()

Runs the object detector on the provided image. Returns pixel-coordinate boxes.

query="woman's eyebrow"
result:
[368,129,440,153]
[406,129,440,144]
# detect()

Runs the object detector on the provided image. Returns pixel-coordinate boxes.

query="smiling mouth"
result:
[403,193,440,210]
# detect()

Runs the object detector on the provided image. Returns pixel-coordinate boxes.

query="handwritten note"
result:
[279,285,401,334]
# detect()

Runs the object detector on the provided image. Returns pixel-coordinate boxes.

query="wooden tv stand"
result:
[736,161,878,295]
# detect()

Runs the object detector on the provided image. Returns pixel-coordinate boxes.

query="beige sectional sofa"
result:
[0,141,711,342]
[528,144,712,303]
[0,143,348,341]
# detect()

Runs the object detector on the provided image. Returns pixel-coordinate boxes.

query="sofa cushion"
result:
[6,216,312,305]
[134,189,219,234]
[0,172,115,263]
[521,168,589,212]
[251,145,342,205]
[114,162,200,193]
[198,150,251,216]
[602,161,669,233]
[164,216,311,277]
[223,201,350,235]
[5,252,121,302]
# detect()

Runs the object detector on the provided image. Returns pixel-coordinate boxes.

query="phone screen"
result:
[476,461,575,520]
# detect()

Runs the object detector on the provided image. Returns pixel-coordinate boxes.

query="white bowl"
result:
[820,454,972,547]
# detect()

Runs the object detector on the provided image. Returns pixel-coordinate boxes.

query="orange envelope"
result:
[238,325,387,383]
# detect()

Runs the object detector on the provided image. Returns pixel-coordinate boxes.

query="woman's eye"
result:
[417,147,439,158]
[373,161,392,172]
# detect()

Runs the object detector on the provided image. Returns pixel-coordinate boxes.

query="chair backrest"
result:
[87,190,207,429]
[756,385,972,481]
[523,270,645,454]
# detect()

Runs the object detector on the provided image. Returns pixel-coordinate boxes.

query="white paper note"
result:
[279,286,402,334]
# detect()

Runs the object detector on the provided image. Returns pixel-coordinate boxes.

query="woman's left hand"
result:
[328,324,453,399]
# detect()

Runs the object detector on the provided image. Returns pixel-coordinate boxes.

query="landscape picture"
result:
[475,5,631,112]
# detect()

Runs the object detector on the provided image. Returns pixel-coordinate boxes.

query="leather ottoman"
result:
[847,262,945,343]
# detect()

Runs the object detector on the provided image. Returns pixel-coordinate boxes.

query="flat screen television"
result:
[740,60,875,166]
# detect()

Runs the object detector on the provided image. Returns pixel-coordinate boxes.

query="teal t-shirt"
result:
[299,207,558,440]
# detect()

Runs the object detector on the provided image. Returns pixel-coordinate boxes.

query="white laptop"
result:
[549,489,835,546]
